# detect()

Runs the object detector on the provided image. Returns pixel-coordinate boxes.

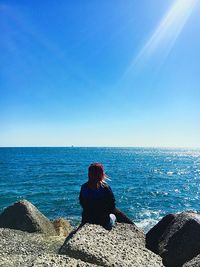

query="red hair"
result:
[88,163,106,186]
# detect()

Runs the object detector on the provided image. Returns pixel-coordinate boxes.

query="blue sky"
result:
[1,0,200,147]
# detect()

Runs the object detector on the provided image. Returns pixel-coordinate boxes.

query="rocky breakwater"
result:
[146,211,200,267]
[0,199,164,267]
[1,199,200,267]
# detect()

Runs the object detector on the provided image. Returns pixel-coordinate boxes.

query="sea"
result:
[0,147,199,233]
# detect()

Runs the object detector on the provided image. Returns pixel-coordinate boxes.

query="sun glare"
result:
[124,0,198,75]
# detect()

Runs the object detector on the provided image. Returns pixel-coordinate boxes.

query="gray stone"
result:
[60,223,164,267]
[0,200,57,235]
[146,211,200,267]
[183,254,200,267]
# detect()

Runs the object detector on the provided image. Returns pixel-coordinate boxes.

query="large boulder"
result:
[59,223,164,267]
[0,200,57,235]
[183,254,200,267]
[146,211,200,267]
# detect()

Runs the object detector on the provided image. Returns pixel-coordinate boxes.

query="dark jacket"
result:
[79,182,115,227]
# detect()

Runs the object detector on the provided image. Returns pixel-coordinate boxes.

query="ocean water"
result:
[0,147,200,232]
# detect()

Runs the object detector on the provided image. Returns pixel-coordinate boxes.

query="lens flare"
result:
[124,0,198,75]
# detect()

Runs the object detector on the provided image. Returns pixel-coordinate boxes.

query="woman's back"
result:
[79,163,116,228]
[79,181,115,227]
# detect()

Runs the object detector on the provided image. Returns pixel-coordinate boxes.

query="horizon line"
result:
[0,146,200,149]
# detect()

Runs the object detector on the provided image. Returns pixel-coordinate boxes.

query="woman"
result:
[79,163,116,230]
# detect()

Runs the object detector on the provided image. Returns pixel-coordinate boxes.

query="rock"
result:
[53,218,72,237]
[183,254,200,267]
[146,211,200,267]
[0,200,57,235]
[59,223,164,266]
[146,213,176,253]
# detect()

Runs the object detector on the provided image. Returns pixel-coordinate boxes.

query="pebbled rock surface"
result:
[146,211,200,267]
[0,253,100,267]
[0,200,57,235]
[0,228,65,256]
[60,223,164,267]
[0,228,99,267]
[183,254,200,267]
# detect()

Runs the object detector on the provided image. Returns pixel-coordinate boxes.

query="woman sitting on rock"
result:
[79,163,116,230]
